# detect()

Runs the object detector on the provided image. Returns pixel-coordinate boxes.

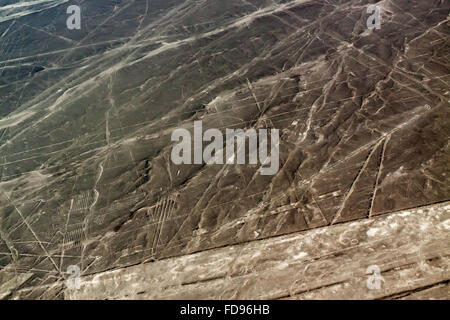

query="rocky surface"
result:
[0,0,449,299]
[63,202,450,300]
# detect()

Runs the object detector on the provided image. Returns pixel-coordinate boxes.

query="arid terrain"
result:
[0,0,449,300]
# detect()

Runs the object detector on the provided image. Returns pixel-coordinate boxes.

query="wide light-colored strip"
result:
[67,202,450,300]
[0,0,68,24]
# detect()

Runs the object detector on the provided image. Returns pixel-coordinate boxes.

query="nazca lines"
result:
[60,191,93,251]
[134,196,178,258]
[62,223,84,250]
[149,196,178,251]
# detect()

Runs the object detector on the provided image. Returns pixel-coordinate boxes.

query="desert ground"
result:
[0,0,449,299]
